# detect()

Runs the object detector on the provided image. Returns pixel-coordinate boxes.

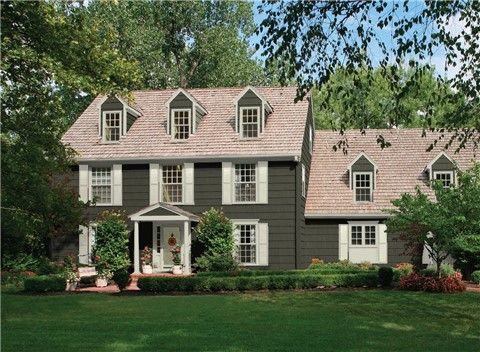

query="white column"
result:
[183,220,191,275]
[133,221,140,274]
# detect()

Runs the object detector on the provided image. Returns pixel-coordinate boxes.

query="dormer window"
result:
[426,152,456,187]
[433,171,453,188]
[172,109,191,140]
[98,95,142,142]
[240,107,260,138]
[103,111,121,142]
[348,152,377,203]
[354,172,373,201]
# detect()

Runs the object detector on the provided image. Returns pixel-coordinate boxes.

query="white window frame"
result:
[433,170,454,188]
[239,106,261,139]
[102,110,122,143]
[233,163,258,204]
[309,125,313,154]
[233,219,259,266]
[301,164,306,198]
[90,167,113,206]
[171,108,191,140]
[161,164,184,204]
[348,222,378,248]
[353,171,373,202]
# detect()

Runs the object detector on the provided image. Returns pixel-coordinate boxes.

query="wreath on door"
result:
[168,234,177,247]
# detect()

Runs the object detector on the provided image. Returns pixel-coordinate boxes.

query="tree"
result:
[386,163,480,277]
[86,0,267,90]
[1,1,140,258]
[314,66,469,130]
[258,1,480,149]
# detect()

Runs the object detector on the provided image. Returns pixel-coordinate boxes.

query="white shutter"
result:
[339,224,349,260]
[149,163,160,205]
[183,163,194,205]
[378,224,388,264]
[78,225,89,265]
[257,161,268,204]
[257,223,269,266]
[222,162,232,205]
[79,165,89,202]
[112,164,123,206]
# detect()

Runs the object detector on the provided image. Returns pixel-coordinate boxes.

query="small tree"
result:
[92,211,130,276]
[194,208,237,272]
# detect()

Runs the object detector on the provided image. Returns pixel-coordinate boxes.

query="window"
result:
[433,171,453,188]
[172,109,190,140]
[350,224,377,246]
[354,172,372,202]
[162,165,183,203]
[238,224,257,264]
[103,111,121,142]
[309,125,313,154]
[240,107,260,138]
[91,167,112,204]
[234,164,256,202]
[301,164,306,197]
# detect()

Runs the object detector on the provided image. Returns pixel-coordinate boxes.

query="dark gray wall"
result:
[169,92,193,135]
[350,155,375,188]
[237,89,263,133]
[432,155,456,183]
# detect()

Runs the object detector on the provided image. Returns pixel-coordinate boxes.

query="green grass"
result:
[2,290,479,352]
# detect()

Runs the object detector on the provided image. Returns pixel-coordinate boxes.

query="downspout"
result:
[294,159,298,269]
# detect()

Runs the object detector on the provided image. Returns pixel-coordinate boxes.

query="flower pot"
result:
[142,265,153,274]
[95,276,108,287]
[172,265,183,275]
[65,281,77,291]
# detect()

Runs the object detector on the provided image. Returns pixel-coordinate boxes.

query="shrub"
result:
[195,254,238,272]
[24,275,65,293]
[112,268,131,290]
[393,262,414,281]
[420,264,456,278]
[378,267,394,287]
[399,273,466,293]
[471,270,480,284]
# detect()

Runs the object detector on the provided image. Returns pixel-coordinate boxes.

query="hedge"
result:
[23,275,65,293]
[138,272,378,293]
[197,267,377,278]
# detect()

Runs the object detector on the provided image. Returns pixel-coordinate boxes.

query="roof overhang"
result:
[165,88,208,115]
[97,95,142,117]
[305,213,390,219]
[129,202,199,222]
[233,86,273,113]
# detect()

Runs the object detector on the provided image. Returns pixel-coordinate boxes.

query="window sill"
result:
[239,263,262,267]
[98,140,121,145]
[90,203,119,207]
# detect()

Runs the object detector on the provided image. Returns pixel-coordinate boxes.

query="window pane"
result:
[238,224,256,264]
[234,164,256,202]
[355,173,372,202]
[365,226,376,245]
[241,108,259,138]
[351,225,362,245]
[104,112,121,141]
[162,165,183,203]
[91,167,111,204]
[173,110,190,140]
[435,172,452,188]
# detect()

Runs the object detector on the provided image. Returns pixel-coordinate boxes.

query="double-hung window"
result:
[350,224,376,246]
[103,111,121,142]
[162,165,183,203]
[238,224,257,264]
[172,109,190,140]
[234,163,256,202]
[91,167,112,205]
[354,172,373,202]
[240,107,260,138]
[433,171,453,188]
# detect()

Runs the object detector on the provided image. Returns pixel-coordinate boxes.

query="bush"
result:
[112,268,131,290]
[378,267,394,287]
[308,260,377,273]
[137,272,379,293]
[399,273,466,293]
[24,275,65,293]
[194,254,238,272]
[1,254,62,275]
[471,270,480,284]
[393,263,414,281]
[420,264,456,278]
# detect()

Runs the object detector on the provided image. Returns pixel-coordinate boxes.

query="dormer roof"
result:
[165,88,207,115]
[97,94,142,117]
[234,86,273,113]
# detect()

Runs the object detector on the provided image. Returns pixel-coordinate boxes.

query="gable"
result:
[143,207,179,216]
[431,154,455,172]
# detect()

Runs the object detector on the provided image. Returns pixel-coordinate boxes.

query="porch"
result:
[129,202,199,275]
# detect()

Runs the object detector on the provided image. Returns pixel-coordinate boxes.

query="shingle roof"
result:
[305,129,479,217]
[62,87,309,161]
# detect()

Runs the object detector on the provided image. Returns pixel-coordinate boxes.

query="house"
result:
[58,86,478,273]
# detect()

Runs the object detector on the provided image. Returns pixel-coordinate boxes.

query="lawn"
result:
[2,290,479,352]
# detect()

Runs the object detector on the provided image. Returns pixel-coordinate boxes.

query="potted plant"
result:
[94,255,109,287]
[63,256,78,291]
[141,246,153,274]
[171,245,183,275]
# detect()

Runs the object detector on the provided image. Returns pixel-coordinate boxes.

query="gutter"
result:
[305,213,390,219]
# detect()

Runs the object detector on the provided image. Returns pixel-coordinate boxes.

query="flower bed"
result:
[138,272,379,293]
[399,272,466,293]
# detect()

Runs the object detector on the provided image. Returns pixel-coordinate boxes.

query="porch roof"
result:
[129,202,199,222]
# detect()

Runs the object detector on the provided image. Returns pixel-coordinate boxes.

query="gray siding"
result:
[351,156,375,188]
[237,89,263,133]
[169,92,193,135]
[127,112,136,131]
[432,155,456,183]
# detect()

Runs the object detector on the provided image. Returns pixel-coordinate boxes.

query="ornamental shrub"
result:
[24,275,65,293]
[112,268,131,290]
[471,270,480,284]
[399,273,466,293]
[93,211,130,276]
[393,262,414,281]
[378,267,394,287]
[420,264,456,278]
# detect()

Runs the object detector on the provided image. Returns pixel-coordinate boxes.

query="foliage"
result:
[141,246,152,266]
[62,256,78,283]
[399,273,466,293]
[1,1,140,259]
[194,208,237,272]
[23,275,66,293]
[92,211,130,276]
[137,272,379,293]
[471,271,480,285]
[258,0,480,149]
[1,254,63,275]
[393,263,414,282]
[420,264,456,278]
[378,267,394,287]
[308,260,377,272]
[386,163,480,277]
[112,268,131,291]
[170,246,182,266]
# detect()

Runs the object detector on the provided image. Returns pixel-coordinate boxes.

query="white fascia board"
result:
[305,213,390,219]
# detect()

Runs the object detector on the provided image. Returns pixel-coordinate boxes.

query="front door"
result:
[152,223,181,271]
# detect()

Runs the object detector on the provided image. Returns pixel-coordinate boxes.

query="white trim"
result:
[233,86,273,113]
[232,219,261,267]
[305,213,390,219]
[433,170,454,187]
[301,164,306,198]
[133,221,140,274]
[426,152,455,179]
[130,215,190,222]
[129,203,197,220]
[309,125,313,154]
[112,164,122,206]
[165,88,207,114]
[348,152,378,171]
[352,171,373,202]
[347,221,379,248]
[239,106,261,139]
[101,110,122,143]
[89,166,113,206]
[170,108,191,140]
[232,162,258,204]
[75,154,299,163]
[97,95,141,116]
